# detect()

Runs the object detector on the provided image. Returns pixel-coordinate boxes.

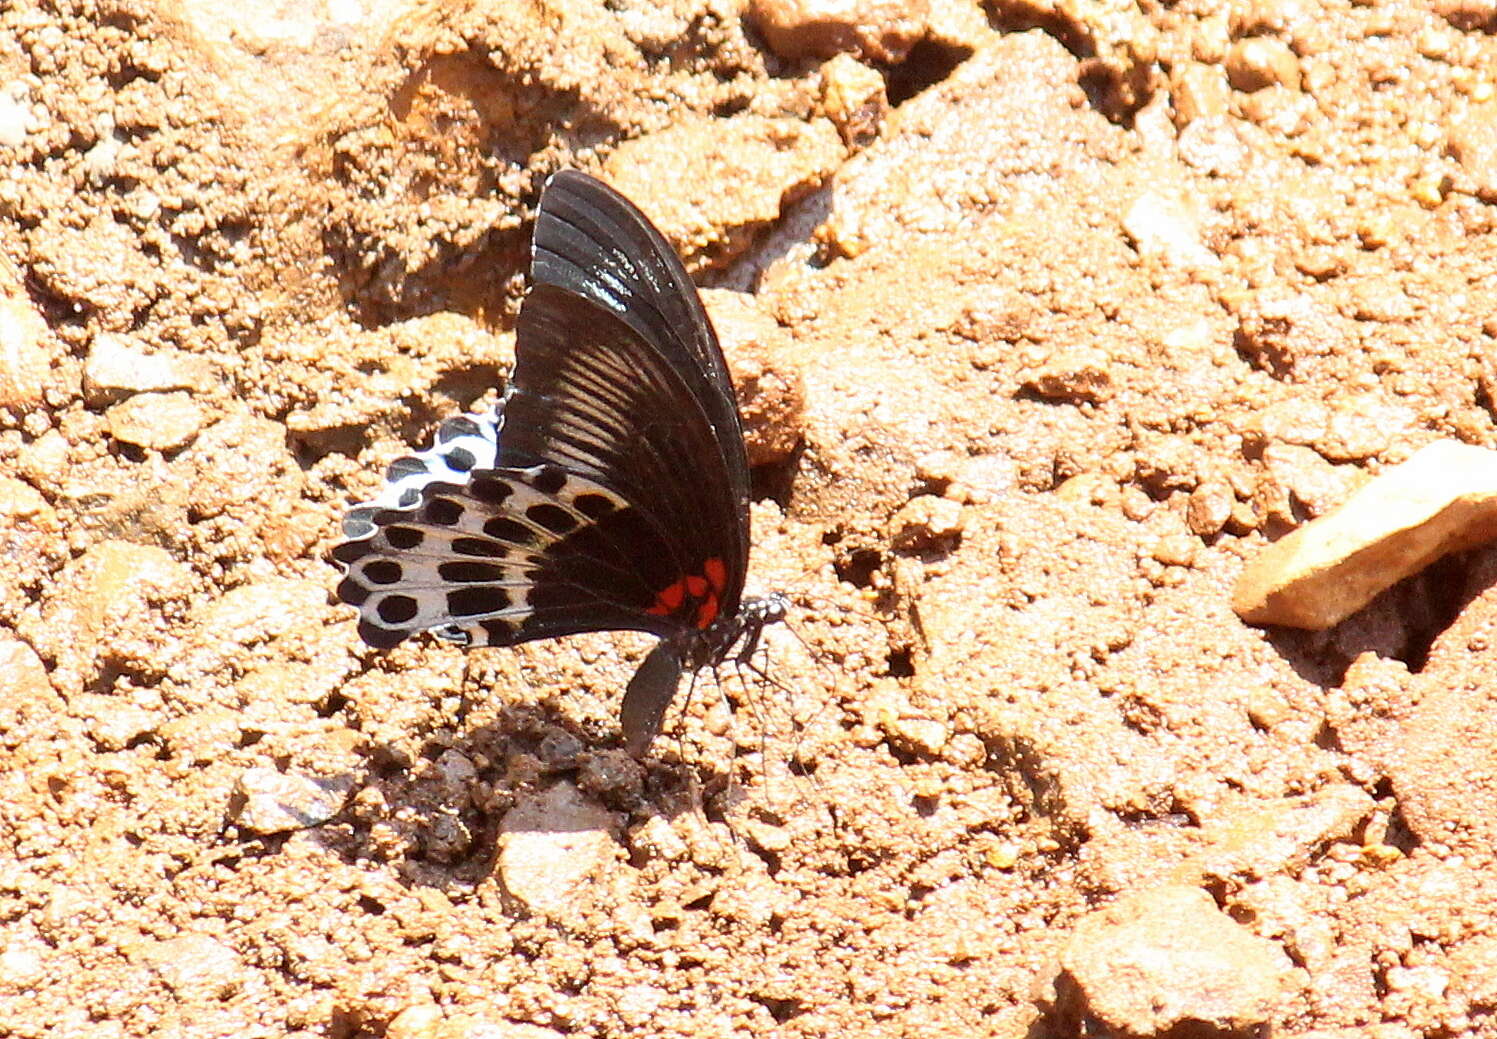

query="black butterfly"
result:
[333,170,786,756]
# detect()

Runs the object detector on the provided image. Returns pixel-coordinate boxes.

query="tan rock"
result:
[83,331,213,405]
[701,288,805,467]
[1233,441,1497,629]
[20,539,193,690]
[1225,37,1301,93]
[1023,348,1114,404]
[820,53,887,147]
[105,391,205,451]
[748,0,928,64]
[601,114,842,271]
[1449,103,1497,202]
[1052,885,1293,1035]
[498,782,618,918]
[0,293,49,409]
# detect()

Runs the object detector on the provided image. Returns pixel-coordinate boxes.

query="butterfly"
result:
[332,170,786,756]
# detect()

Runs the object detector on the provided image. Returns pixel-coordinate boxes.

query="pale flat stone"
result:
[0,294,49,409]
[498,782,617,917]
[105,391,205,451]
[231,767,355,833]
[1233,440,1497,629]
[83,332,213,405]
[1053,885,1293,1036]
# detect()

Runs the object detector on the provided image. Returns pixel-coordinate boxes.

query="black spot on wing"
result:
[451,537,508,557]
[337,577,370,606]
[483,516,534,545]
[527,503,577,534]
[424,498,464,526]
[447,586,507,617]
[575,493,615,519]
[469,476,513,505]
[438,561,506,583]
[363,560,403,585]
[534,466,567,494]
[377,595,418,624]
[385,527,424,550]
[358,618,409,649]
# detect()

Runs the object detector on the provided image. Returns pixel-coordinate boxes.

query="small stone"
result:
[748,0,929,63]
[1122,191,1217,269]
[820,54,887,147]
[700,289,805,467]
[601,115,842,271]
[106,391,205,451]
[0,937,46,988]
[231,767,356,833]
[498,782,617,917]
[1233,440,1497,629]
[0,640,61,750]
[141,935,241,1002]
[891,495,964,553]
[1192,785,1374,884]
[15,429,69,494]
[1052,885,1292,1035]
[1224,37,1301,93]
[888,716,949,756]
[83,332,213,405]
[78,692,160,751]
[1024,348,1114,404]
[1187,480,1234,536]
[387,1003,444,1039]
[0,82,29,147]
[1448,104,1497,202]
[1232,290,1341,380]
[20,539,193,689]
[1171,63,1232,125]
[1151,534,1198,567]
[1261,442,1358,518]
[0,293,49,409]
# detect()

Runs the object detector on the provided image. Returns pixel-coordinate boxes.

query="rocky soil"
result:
[4,0,1497,1036]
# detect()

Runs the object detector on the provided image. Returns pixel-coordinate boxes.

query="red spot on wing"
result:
[704,556,727,592]
[695,592,718,629]
[647,559,730,627]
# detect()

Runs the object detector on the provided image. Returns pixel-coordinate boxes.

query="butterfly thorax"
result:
[679,592,788,671]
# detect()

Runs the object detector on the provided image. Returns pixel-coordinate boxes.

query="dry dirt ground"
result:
[5,0,1497,1036]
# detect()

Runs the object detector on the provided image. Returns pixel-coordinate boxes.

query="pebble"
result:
[0,640,60,747]
[231,767,356,834]
[1122,191,1217,270]
[0,80,30,147]
[1023,348,1114,404]
[1187,480,1234,536]
[0,293,49,409]
[387,1003,443,1039]
[1053,885,1291,1035]
[748,0,929,63]
[498,781,617,917]
[1233,440,1497,629]
[20,539,192,689]
[83,332,212,405]
[1171,63,1232,125]
[141,935,241,1002]
[820,54,887,147]
[1448,104,1497,202]
[700,289,805,467]
[1224,37,1301,93]
[890,495,964,553]
[105,391,205,451]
